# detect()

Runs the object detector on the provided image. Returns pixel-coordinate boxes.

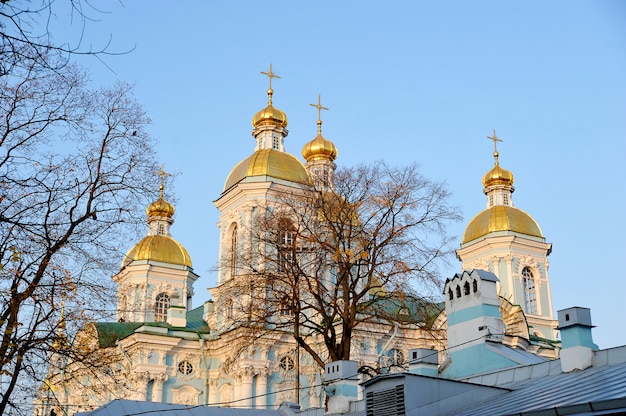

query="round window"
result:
[279,355,295,371]
[178,360,194,375]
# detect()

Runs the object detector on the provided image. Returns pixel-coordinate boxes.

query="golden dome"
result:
[302,133,338,162]
[482,162,514,187]
[253,65,287,129]
[121,235,192,269]
[462,205,543,244]
[146,197,175,218]
[303,95,337,162]
[252,103,288,129]
[482,145,514,187]
[223,149,311,191]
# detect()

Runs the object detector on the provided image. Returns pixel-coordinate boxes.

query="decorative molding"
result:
[172,384,201,405]
[472,259,491,272]
[519,255,539,271]
[151,372,168,383]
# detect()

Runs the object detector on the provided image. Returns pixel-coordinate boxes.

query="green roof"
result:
[185,305,210,332]
[361,293,444,327]
[94,305,209,348]
[94,322,143,348]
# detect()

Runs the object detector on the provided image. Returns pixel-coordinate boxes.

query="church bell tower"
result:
[456,131,557,341]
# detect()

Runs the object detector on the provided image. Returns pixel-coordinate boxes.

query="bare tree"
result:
[1,0,126,77]
[225,162,460,371]
[0,52,158,414]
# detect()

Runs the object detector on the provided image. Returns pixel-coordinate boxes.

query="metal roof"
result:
[94,305,210,347]
[446,360,626,416]
[75,399,287,416]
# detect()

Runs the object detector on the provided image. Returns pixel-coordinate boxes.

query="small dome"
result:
[146,198,175,218]
[121,235,192,269]
[302,133,338,162]
[463,205,543,244]
[252,103,288,129]
[482,164,514,187]
[223,149,311,192]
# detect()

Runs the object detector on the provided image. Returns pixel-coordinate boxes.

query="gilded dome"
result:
[252,103,288,129]
[121,235,192,269]
[146,198,175,218]
[223,149,311,191]
[482,163,514,187]
[302,133,338,162]
[463,205,543,244]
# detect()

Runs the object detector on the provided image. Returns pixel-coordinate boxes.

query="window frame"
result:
[522,267,538,315]
[154,292,170,322]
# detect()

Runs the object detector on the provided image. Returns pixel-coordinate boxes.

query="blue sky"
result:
[51,1,625,348]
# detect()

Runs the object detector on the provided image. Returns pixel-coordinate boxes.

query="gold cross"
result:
[487,129,503,153]
[310,94,329,121]
[261,63,281,91]
[154,164,171,199]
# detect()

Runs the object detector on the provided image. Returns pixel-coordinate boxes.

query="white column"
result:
[239,367,254,408]
[504,255,514,298]
[256,367,268,409]
[151,373,168,402]
[233,374,242,407]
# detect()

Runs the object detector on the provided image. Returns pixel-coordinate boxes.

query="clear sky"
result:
[49,1,625,348]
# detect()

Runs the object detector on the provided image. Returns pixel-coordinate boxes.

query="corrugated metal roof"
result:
[446,361,626,416]
[75,399,287,416]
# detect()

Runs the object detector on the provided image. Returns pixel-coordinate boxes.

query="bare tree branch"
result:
[219,162,459,373]
[0,52,158,415]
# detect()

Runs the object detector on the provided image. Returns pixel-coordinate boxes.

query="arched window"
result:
[522,267,538,315]
[225,299,234,319]
[154,293,170,322]
[279,295,293,316]
[278,219,296,273]
[472,279,478,293]
[463,281,470,295]
[455,285,461,298]
[386,348,405,366]
[230,225,238,277]
[448,288,454,300]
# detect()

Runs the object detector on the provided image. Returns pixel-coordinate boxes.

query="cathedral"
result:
[35,69,559,415]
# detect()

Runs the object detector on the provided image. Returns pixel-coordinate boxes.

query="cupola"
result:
[482,156,514,188]
[252,93,288,129]
[462,131,543,244]
[121,169,192,269]
[302,96,338,162]
[302,94,338,191]
[146,196,175,218]
[223,65,311,192]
